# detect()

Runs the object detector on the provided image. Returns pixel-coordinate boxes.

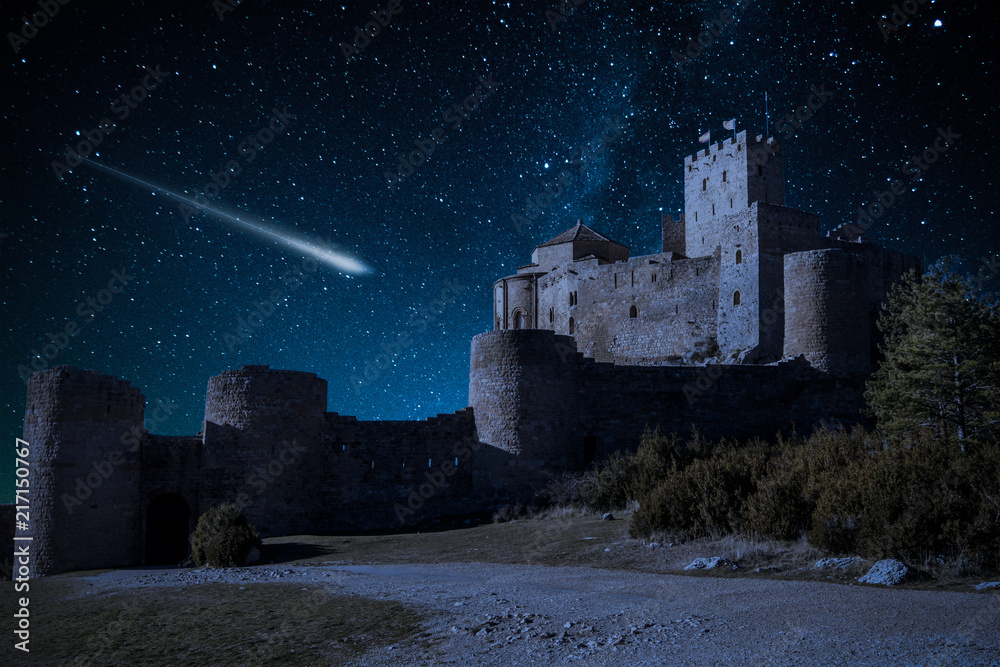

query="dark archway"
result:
[145,494,190,566]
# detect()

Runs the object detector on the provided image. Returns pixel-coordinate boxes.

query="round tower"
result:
[469,330,581,469]
[203,365,327,433]
[201,366,327,536]
[783,249,870,374]
[23,366,145,576]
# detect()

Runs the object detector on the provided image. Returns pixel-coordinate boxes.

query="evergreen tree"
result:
[865,261,1000,450]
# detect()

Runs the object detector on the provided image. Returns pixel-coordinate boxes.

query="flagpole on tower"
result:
[764,91,769,140]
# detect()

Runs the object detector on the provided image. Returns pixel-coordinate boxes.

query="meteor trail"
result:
[79,158,372,275]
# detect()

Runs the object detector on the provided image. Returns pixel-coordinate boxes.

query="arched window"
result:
[513,310,524,329]
[569,317,575,334]
[629,305,638,319]
[735,249,743,264]
[495,317,500,330]
[733,291,741,306]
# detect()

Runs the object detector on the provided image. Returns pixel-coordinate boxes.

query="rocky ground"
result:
[79,560,1000,666]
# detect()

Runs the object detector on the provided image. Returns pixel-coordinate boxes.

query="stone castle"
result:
[10,131,921,576]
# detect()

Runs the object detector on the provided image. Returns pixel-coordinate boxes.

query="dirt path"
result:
[80,561,999,666]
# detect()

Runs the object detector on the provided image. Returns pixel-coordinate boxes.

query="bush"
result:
[191,503,262,568]
[597,424,1000,573]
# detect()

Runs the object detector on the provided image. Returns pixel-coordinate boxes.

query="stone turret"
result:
[469,330,582,469]
[23,366,145,575]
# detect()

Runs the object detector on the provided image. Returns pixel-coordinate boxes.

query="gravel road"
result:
[83,562,999,666]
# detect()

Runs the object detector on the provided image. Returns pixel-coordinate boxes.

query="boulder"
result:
[814,556,862,570]
[684,556,732,571]
[858,559,919,586]
[602,513,614,521]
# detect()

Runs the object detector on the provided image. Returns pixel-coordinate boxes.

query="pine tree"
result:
[865,261,1000,450]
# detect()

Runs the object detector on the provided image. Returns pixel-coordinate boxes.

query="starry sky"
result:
[1,0,997,499]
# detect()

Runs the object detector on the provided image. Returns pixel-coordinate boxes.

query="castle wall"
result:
[661,213,686,255]
[23,366,146,575]
[536,253,720,364]
[319,409,533,531]
[784,249,870,374]
[469,331,867,467]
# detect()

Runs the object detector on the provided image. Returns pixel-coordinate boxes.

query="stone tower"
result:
[23,366,146,575]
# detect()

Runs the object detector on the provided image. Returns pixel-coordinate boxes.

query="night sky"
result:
[1,0,997,499]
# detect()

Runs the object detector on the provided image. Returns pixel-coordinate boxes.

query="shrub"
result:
[191,503,262,568]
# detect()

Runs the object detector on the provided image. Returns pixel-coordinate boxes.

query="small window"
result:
[631,271,634,286]
[651,273,657,283]
[549,307,554,323]
[695,212,698,222]
[730,198,733,209]
[736,249,743,264]
[737,144,742,152]
[712,204,715,215]
[371,460,375,470]
[734,291,741,306]
[758,165,763,176]
[702,178,707,191]
[629,305,638,319]
[722,170,727,182]
[569,317,575,334]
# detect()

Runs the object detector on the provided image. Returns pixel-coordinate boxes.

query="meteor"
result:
[79,158,372,275]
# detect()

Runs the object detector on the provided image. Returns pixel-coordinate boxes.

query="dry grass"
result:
[11,579,424,666]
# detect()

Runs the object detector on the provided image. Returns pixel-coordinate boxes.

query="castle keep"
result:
[14,131,920,576]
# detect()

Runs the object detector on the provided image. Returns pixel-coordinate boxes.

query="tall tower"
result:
[683,130,783,258]
[23,366,146,576]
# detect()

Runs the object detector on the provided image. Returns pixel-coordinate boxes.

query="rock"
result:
[858,559,919,586]
[684,556,731,570]
[243,546,261,565]
[975,581,1000,591]
[602,512,614,521]
[814,556,862,570]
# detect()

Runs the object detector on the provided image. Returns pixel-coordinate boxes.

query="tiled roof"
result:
[536,221,619,248]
